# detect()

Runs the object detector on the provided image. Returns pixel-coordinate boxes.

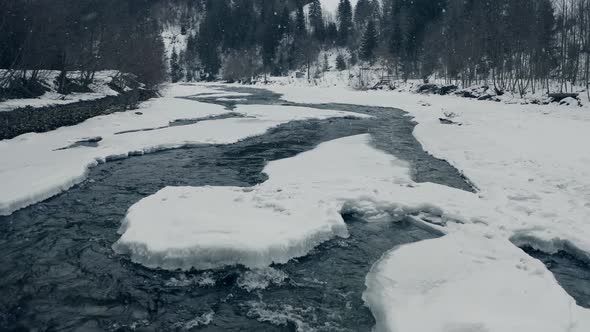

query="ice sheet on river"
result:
[113,134,491,270]
[0,84,363,216]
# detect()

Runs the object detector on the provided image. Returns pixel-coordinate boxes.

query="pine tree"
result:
[296,4,306,37]
[279,6,291,35]
[337,0,353,46]
[354,0,373,28]
[360,20,377,63]
[170,48,182,82]
[262,5,282,73]
[197,18,221,79]
[325,21,339,45]
[309,0,325,41]
[336,54,347,70]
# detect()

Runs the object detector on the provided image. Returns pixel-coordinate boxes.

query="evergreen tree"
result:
[296,4,306,36]
[337,0,353,46]
[360,20,378,63]
[309,0,325,41]
[197,15,221,79]
[279,6,291,35]
[354,0,373,28]
[325,21,339,45]
[170,48,182,82]
[336,54,347,70]
[262,3,282,73]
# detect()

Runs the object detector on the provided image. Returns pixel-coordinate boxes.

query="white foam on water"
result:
[237,267,288,292]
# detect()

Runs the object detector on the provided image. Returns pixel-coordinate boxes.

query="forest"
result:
[0,0,165,98]
[1,0,590,97]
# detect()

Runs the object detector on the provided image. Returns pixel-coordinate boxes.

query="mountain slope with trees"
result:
[2,0,590,97]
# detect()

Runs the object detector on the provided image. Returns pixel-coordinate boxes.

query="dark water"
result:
[522,246,590,309]
[1,86,469,331]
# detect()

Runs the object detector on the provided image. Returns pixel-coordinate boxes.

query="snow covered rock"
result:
[364,231,590,332]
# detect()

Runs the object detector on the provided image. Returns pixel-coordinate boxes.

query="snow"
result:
[112,82,590,331]
[266,84,590,255]
[0,84,362,216]
[161,25,189,63]
[113,134,489,270]
[258,83,590,331]
[364,231,590,332]
[5,77,590,330]
[0,71,119,112]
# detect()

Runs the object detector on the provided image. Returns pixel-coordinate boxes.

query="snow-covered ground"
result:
[261,84,590,331]
[3,79,590,331]
[0,71,120,112]
[0,84,362,216]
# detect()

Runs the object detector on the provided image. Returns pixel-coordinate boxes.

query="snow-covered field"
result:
[0,71,119,112]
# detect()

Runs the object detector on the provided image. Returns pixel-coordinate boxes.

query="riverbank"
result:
[0,88,157,140]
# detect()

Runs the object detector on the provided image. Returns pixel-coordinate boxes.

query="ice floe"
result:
[363,230,590,332]
[113,134,490,270]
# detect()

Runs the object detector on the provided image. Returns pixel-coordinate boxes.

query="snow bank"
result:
[0,84,361,216]
[114,134,492,270]
[364,231,590,332]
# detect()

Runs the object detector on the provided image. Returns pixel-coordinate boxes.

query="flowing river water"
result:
[0,86,586,331]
